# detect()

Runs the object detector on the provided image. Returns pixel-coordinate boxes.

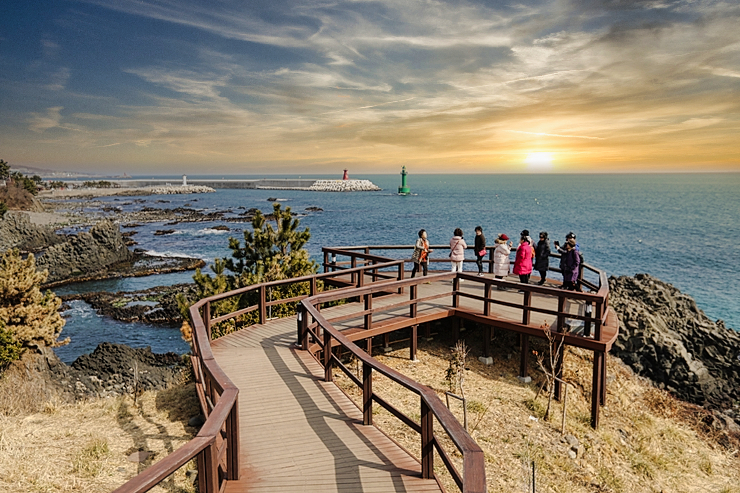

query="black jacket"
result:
[534,239,550,271]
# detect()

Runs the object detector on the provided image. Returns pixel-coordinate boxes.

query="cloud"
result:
[47,67,70,91]
[28,107,64,133]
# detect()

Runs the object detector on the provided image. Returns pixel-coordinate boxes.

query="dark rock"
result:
[63,283,198,326]
[0,211,65,252]
[209,225,230,231]
[305,206,323,212]
[154,229,176,236]
[267,197,277,202]
[610,274,740,416]
[188,414,205,427]
[36,220,134,283]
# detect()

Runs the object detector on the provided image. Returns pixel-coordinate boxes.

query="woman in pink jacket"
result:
[449,228,467,273]
[513,234,533,284]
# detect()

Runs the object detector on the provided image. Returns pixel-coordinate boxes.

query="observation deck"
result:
[114,245,618,493]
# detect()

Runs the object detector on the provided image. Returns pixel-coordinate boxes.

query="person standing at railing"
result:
[474,226,486,277]
[493,233,512,289]
[411,229,432,277]
[513,234,533,284]
[534,231,551,285]
[449,228,467,273]
[559,238,580,290]
[555,232,583,290]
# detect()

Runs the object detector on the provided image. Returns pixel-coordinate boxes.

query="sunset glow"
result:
[0,1,738,174]
[525,153,554,172]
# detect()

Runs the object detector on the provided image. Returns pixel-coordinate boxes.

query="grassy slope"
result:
[0,364,198,493]
[334,331,740,493]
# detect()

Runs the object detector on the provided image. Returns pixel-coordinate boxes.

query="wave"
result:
[196,228,230,235]
[142,249,197,259]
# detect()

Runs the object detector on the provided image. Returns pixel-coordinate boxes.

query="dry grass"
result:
[333,329,740,493]
[0,366,199,493]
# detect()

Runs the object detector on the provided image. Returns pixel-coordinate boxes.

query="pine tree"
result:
[0,250,67,350]
[178,203,318,339]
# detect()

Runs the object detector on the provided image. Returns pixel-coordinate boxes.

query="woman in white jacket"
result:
[449,228,467,273]
[493,233,513,283]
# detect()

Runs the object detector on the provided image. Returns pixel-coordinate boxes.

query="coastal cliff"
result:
[609,274,740,423]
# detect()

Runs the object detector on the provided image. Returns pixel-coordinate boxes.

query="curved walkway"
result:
[212,315,441,493]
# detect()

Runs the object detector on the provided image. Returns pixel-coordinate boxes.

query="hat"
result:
[500,233,509,241]
[566,232,576,240]
[567,238,576,247]
[521,229,529,237]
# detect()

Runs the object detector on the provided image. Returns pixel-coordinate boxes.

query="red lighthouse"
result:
[342,169,349,180]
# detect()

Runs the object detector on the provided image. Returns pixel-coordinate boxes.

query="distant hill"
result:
[9,164,100,179]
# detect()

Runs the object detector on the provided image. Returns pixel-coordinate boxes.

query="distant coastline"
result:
[49,177,382,192]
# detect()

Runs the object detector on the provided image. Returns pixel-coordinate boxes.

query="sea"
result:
[51,173,740,363]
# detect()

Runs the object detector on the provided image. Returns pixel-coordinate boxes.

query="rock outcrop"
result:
[0,211,64,252]
[22,343,187,400]
[36,220,134,283]
[610,274,740,421]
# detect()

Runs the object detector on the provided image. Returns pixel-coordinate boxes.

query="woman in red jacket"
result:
[513,234,533,284]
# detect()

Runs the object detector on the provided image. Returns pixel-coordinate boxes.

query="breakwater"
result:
[108,178,381,191]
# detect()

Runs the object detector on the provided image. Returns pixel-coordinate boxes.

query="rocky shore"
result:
[25,343,188,400]
[609,274,740,424]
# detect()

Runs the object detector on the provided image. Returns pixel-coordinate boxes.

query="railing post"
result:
[410,324,418,361]
[363,362,372,425]
[557,296,566,332]
[421,397,433,479]
[483,282,491,316]
[410,284,418,318]
[198,442,219,493]
[488,248,494,273]
[398,262,405,294]
[364,292,373,331]
[522,290,531,325]
[519,334,529,379]
[324,330,333,382]
[591,350,604,428]
[323,251,329,273]
[452,277,459,308]
[351,256,357,284]
[259,285,266,324]
[227,397,240,480]
[203,302,211,339]
[310,277,317,297]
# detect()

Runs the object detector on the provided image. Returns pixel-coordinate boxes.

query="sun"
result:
[524,152,554,171]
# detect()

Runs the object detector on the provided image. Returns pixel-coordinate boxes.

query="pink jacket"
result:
[513,242,533,275]
[449,236,467,261]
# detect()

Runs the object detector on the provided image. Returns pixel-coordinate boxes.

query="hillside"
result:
[335,334,740,493]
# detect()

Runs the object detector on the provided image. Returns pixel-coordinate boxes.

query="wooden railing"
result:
[298,277,487,492]
[111,259,406,493]
[112,244,612,493]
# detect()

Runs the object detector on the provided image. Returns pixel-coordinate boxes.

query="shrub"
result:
[0,321,23,369]
[0,250,66,348]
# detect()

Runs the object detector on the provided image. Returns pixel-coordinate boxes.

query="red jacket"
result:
[513,242,533,275]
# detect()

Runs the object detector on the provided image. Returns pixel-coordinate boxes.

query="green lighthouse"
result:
[398,166,410,195]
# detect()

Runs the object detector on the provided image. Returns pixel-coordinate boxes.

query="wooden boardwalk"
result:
[208,273,616,492]
[212,316,442,493]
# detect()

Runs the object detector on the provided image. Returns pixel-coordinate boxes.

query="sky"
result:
[0,0,738,175]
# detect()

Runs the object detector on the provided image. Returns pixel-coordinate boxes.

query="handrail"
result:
[301,299,486,492]
[113,244,612,493]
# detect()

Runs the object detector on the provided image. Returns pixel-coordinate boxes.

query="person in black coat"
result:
[534,231,551,285]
